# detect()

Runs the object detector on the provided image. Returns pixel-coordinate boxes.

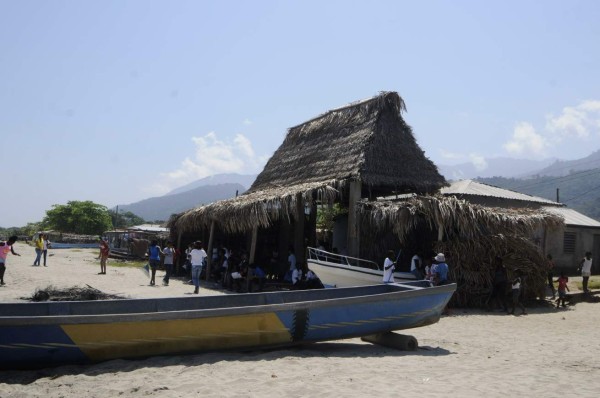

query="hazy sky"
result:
[2,0,600,227]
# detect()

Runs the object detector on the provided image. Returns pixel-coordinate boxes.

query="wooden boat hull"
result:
[0,282,455,369]
[46,243,99,249]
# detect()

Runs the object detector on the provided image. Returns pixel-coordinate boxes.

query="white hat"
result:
[434,253,445,262]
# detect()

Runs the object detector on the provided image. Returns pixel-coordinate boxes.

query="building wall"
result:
[545,226,600,274]
[455,195,600,275]
[332,216,348,255]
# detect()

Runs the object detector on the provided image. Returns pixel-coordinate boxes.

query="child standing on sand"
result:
[0,236,20,285]
[555,272,570,308]
[510,275,527,315]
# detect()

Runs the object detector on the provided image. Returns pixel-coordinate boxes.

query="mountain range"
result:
[118,150,600,223]
[438,157,557,180]
[165,174,257,196]
[524,150,600,178]
[438,150,600,180]
[117,174,256,222]
[472,150,600,221]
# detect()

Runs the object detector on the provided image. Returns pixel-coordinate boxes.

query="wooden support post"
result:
[246,226,259,292]
[176,230,182,275]
[308,201,317,248]
[279,216,291,276]
[205,221,215,281]
[295,193,305,268]
[249,226,258,264]
[347,180,362,258]
[437,224,444,242]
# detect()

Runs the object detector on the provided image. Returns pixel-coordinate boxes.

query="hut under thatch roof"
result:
[171,92,447,265]
[358,195,565,307]
[174,92,446,232]
[168,92,565,308]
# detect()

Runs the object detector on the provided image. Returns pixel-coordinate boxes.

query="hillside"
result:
[166,174,256,196]
[439,157,556,180]
[118,183,246,222]
[524,150,600,177]
[477,169,600,221]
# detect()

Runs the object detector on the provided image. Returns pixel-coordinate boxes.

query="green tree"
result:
[19,222,42,237]
[110,210,145,228]
[317,203,347,231]
[42,201,113,235]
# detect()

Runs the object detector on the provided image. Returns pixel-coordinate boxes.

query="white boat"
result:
[307,247,416,287]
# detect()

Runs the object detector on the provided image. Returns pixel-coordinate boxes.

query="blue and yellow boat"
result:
[0,281,455,369]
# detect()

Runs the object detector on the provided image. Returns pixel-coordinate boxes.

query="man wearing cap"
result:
[432,253,449,285]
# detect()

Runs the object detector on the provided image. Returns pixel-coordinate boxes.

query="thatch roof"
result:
[172,92,446,233]
[250,91,446,196]
[359,195,564,242]
[358,195,565,307]
[171,181,339,234]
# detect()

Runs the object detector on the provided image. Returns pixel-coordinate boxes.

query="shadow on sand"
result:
[0,340,452,384]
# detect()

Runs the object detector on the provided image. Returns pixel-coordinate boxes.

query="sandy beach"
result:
[1,242,599,398]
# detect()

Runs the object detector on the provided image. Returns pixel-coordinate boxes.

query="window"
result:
[563,232,576,253]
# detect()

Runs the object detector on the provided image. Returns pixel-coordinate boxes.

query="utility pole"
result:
[556,188,560,203]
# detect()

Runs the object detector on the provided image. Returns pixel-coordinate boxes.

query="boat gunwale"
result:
[0,283,456,326]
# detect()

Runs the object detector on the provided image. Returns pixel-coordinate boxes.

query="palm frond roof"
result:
[249,91,446,196]
[172,92,447,233]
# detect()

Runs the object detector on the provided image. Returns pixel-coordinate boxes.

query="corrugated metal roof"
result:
[441,179,560,205]
[129,224,169,233]
[541,207,600,227]
[440,180,600,227]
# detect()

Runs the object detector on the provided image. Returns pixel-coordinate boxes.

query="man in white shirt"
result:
[383,250,396,283]
[190,241,207,294]
[580,251,593,294]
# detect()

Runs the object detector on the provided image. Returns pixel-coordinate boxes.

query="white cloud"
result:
[545,100,600,141]
[243,119,253,125]
[469,154,488,171]
[502,100,600,158]
[234,134,255,158]
[503,122,548,156]
[439,149,488,171]
[147,132,266,195]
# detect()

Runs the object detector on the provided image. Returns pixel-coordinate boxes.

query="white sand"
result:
[1,242,599,397]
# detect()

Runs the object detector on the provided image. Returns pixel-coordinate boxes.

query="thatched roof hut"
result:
[358,195,565,306]
[172,92,446,235]
[250,91,445,196]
